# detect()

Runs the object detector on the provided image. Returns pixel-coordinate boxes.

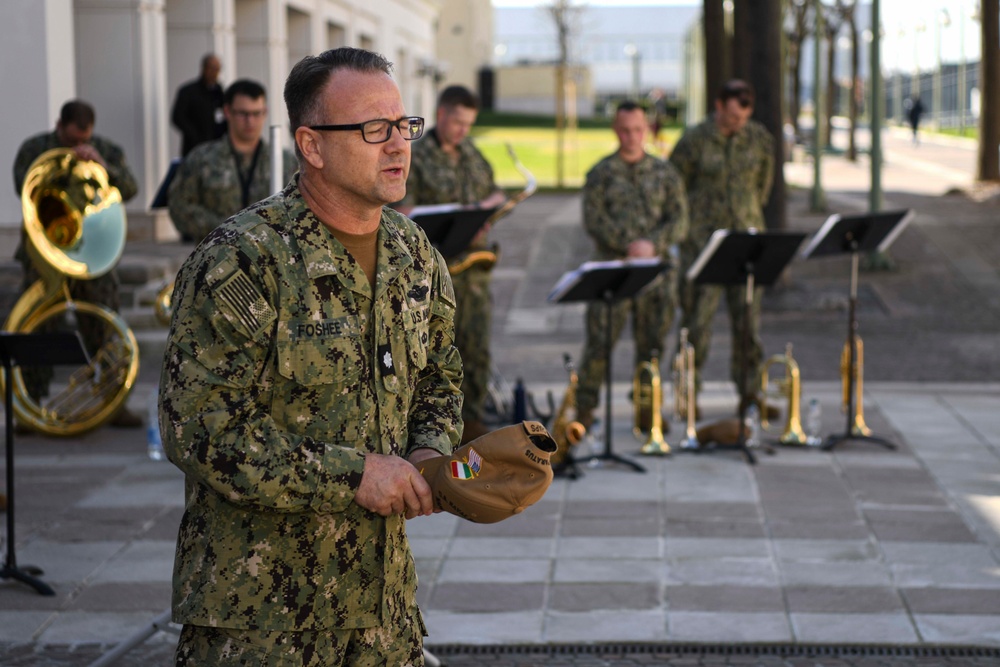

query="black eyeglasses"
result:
[308,117,425,144]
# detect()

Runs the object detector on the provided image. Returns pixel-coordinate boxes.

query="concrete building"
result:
[1,0,442,241]
[433,0,493,97]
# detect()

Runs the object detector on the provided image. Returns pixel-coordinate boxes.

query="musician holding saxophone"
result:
[11,99,143,428]
[575,100,689,433]
[393,85,506,445]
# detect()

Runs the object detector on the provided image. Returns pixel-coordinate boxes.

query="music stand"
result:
[409,204,501,261]
[801,209,913,451]
[687,230,807,464]
[548,258,667,473]
[1,331,88,596]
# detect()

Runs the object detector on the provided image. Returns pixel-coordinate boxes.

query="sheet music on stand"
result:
[408,203,500,260]
[548,257,665,304]
[800,210,914,259]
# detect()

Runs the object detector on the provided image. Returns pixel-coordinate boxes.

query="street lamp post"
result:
[935,9,951,129]
[958,5,967,134]
[870,0,883,212]
[811,0,825,212]
[624,43,641,99]
[913,20,926,97]
[895,26,905,124]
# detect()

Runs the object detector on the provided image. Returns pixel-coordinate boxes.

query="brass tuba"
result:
[550,354,587,472]
[840,335,871,437]
[759,342,811,446]
[154,279,174,325]
[635,350,670,455]
[2,149,140,436]
[448,144,538,276]
[673,328,699,450]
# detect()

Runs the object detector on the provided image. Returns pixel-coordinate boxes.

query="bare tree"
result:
[822,3,844,149]
[837,0,859,161]
[784,0,810,137]
[977,0,1000,182]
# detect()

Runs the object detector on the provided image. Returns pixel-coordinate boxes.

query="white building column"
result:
[235,0,288,130]
[0,0,76,231]
[75,0,171,240]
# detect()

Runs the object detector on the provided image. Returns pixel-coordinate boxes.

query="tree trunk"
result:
[846,11,859,162]
[704,0,729,112]
[977,0,1000,182]
[731,0,752,80]
[824,12,840,150]
[747,0,786,230]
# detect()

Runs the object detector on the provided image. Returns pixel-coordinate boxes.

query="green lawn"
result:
[469,126,682,190]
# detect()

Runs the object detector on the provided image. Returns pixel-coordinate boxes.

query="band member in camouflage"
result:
[669,79,775,411]
[162,48,462,666]
[394,85,505,445]
[575,100,689,427]
[169,79,297,243]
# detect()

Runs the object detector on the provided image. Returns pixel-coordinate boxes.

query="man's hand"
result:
[479,190,507,209]
[354,453,434,519]
[627,239,656,259]
[73,144,106,169]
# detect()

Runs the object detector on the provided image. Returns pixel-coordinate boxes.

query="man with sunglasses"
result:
[161,48,462,666]
[168,79,296,243]
[393,85,506,445]
[669,79,775,418]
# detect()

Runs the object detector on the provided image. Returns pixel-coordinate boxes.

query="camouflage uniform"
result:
[160,176,461,650]
[168,135,298,243]
[398,128,496,423]
[669,117,774,402]
[576,151,689,419]
[12,131,137,399]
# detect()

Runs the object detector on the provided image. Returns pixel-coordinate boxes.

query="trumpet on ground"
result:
[759,342,817,446]
[550,354,588,475]
[634,351,670,456]
[673,328,699,450]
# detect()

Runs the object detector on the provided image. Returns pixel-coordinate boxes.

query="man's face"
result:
[613,108,648,158]
[305,70,410,208]
[436,104,477,149]
[225,94,267,145]
[715,96,753,135]
[203,57,221,85]
[56,121,94,148]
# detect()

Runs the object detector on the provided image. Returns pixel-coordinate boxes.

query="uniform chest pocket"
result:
[276,333,363,387]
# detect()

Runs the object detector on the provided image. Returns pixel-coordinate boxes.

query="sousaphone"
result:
[2,148,139,436]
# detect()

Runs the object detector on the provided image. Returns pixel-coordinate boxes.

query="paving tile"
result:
[779,560,892,587]
[67,582,172,612]
[772,538,879,562]
[790,612,919,644]
[544,610,667,643]
[0,611,53,643]
[913,614,1000,646]
[408,536,450,560]
[665,537,770,560]
[864,507,979,542]
[665,558,780,587]
[756,466,861,522]
[430,582,544,612]
[35,611,168,645]
[666,585,785,612]
[784,585,904,613]
[438,558,550,584]
[555,536,661,559]
[562,499,660,518]
[77,477,185,509]
[663,501,760,521]
[553,558,662,584]
[667,611,792,642]
[766,520,871,540]
[902,587,1000,614]
[449,536,554,559]
[842,467,950,506]
[454,514,557,538]
[888,562,1000,588]
[405,511,459,538]
[666,518,767,539]
[549,582,660,611]
[879,540,1000,566]
[560,516,661,537]
[423,610,544,644]
[16,540,127,585]
[88,540,174,584]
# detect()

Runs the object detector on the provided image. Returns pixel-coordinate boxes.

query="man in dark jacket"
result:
[171,54,226,157]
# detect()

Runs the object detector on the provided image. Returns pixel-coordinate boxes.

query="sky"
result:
[491,0,983,72]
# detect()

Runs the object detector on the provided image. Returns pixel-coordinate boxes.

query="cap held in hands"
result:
[420,421,557,523]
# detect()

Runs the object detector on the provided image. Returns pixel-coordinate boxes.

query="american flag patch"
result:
[215,270,275,335]
[467,447,483,474]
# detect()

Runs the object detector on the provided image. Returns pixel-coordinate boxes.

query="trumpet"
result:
[674,328,698,449]
[759,342,812,446]
[448,144,537,276]
[840,335,871,437]
[550,354,587,472]
[635,350,670,456]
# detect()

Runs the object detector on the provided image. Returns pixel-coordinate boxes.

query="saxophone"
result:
[550,354,587,472]
[448,143,538,276]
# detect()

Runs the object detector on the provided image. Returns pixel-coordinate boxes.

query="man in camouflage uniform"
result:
[169,79,297,243]
[394,85,505,444]
[12,99,142,427]
[576,100,688,429]
[161,48,462,666]
[669,80,775,414]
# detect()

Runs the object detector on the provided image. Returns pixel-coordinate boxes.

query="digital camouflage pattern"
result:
[12,131,137,400]
[400,128,497,422]
[168,136,298,243]
[669,117,775,399]
[575,152,689,417]
[160,175,462,632]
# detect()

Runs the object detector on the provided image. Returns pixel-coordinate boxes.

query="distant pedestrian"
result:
[906,94,924,145]
[171,54,225,157]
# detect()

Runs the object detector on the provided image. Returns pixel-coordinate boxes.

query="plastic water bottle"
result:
[146,388,165,461]
[806,398,823,446]
[588,418,604,458]
[744,403,761,448]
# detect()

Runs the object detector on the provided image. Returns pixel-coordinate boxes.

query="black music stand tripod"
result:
[801,210,913,451]
[409,204,500,263]
[1,331,89,596]
[549,259,667,473]
[686,230,807,464]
